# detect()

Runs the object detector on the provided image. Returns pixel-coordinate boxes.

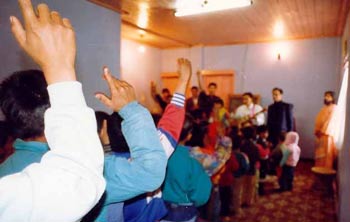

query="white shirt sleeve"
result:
[253,104,265,126]
[0,81,106,222]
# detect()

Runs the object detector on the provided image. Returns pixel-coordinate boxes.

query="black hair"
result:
[162,88,170,94]
[191,86,199,90]
[95,111,109,134]
[151,113,162,126]
[256,125,268,134]
[0,121,10,147]
[272,87,283,94]
[108,112,130,153]
[243,92,254,99]
[179,113,195,142]
[0,70,49,140]
[279,131,287,142]
[213,98,224,106]
[241,126,256,140]
[208,82,217,88]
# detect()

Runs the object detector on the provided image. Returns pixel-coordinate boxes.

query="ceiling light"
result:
[175,0,252,17]
[274,21,284,38]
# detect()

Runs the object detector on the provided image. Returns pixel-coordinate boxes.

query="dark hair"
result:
[0,121,10,147]
[272,87,283,94]
[241,126,255,140]
[256,125,268,134]
[0,70,49,140]
[179,114,194,142]
[95,111,109,134]
[243,92,254,99]
[108,112,129,153]
[151,114,162,126]
[325,91,336,101]
[162,88,170,94]
[208,82,217,88]
[213,98,224,106]
[191,86,199,90]
[279,131,287,142]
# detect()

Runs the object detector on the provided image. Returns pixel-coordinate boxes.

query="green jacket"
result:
[162,145,212,207]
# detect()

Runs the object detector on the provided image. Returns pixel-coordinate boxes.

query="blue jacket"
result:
[94,102,167,222]
[0,139,49,178]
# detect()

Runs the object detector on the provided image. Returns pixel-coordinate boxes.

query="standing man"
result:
[314,91,338,169]
[185,86,200,113]
[267,88,294,148]
[234,92,265,127]
[197,72,221,119]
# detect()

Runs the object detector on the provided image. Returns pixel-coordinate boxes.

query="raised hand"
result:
[95,67,136,112]
[10,0,76,84]
[174,58,192,95]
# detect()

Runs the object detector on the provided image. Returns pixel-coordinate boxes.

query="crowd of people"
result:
[0,1,339,222]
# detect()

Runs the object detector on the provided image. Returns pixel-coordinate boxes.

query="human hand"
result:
[10,0,76,84]
[95,67,136,112]
[174,58,192,94]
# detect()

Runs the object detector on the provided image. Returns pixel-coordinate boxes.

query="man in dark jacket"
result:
[267,87,294,148]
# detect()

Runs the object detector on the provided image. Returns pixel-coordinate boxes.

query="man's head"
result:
[324,91,335,105]
[241,126,256,140]
[208,82,217,96]
[272,87,283,102]
[242,92,254,106]
[0,70,49,140]
[191,86,199,98]
[161,88,170,98]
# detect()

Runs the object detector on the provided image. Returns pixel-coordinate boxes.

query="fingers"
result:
[51,11,64,25]
[62,18,73,29]
[37,3,50,23]
[95,93,113,108]
[18,0,38,27]
[10,16,26,49]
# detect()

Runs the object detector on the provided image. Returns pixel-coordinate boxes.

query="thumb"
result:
[95,93,113,109]
[10,16,26,50]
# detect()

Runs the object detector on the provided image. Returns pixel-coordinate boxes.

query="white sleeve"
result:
[254,105,265,126]
[234,105,245,119]
[0,81,106,222]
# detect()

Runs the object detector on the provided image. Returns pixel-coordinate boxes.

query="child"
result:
[230,133,249,216]
[279,132,301,191]
[256,125,271,195]
[240,126,260,206]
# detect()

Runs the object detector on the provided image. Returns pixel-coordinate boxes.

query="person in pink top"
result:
[279,132,301,191]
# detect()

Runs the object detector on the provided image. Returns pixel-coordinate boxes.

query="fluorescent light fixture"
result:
[175,0,252,17]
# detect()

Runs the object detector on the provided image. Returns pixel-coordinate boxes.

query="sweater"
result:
[162,145,212,207]
[0,139,49,178]
[0,81,106,222]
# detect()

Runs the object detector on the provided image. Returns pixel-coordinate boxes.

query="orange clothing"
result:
[314,104,338,169]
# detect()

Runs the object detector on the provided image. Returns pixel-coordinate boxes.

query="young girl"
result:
[279,132,301,191]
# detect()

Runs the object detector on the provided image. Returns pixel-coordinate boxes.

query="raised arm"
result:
[0,1,105,221]
[95,69,167,203]
[157,58,192,157]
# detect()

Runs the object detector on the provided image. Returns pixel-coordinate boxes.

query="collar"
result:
[13,138,49,153]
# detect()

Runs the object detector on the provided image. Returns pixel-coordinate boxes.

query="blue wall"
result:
[0,0,120,112]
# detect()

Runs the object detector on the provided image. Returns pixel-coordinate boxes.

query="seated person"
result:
[0,1,105,220]
[234,92,265,127]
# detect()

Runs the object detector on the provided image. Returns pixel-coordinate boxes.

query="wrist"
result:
[42,65,76,85]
